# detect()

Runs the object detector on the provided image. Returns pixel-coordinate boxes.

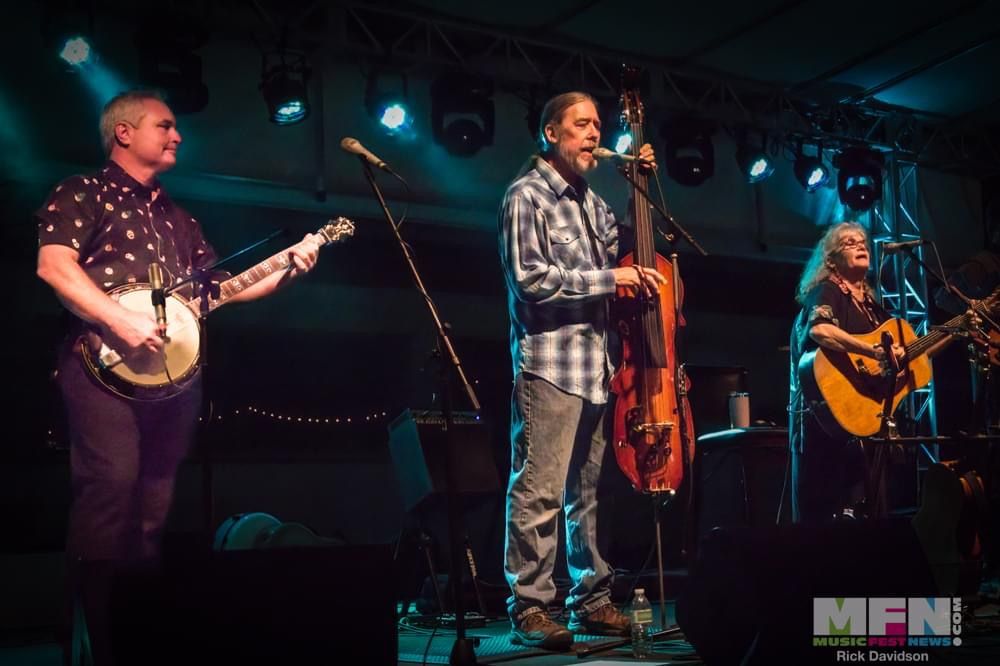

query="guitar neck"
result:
[904,298,993,359]
[904,315,956,359]
[188,236,316,314]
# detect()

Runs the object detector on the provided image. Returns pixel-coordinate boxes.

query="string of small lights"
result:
[197,407,390,425]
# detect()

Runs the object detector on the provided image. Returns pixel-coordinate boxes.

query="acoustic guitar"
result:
[82,217,355,400]
[798,288,999,438]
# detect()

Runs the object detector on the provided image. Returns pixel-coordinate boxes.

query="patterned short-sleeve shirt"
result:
[36,160,218,296]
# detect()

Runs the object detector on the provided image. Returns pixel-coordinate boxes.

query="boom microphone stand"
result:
[352,152,481,666]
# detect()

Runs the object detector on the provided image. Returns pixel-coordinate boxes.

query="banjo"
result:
[82,217,355,400]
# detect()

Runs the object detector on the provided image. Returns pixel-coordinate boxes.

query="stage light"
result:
[662,119,714,186]
[42,4,95,67]
[379,103,409,130]
[736,149,773,183]
[733,129,774,184]
[59,36,91,66]
[260,50,310,125]
[431,74,495,157]
[794,142,830,193]
[365,71,412,135]
[614,132,633,154]
[834,147,883,211]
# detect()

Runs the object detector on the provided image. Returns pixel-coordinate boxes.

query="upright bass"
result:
[609,72,695,493]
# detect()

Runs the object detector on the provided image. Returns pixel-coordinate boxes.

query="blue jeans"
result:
[504,373,614,622]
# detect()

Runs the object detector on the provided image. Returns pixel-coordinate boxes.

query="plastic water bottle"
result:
[629,588,653,658]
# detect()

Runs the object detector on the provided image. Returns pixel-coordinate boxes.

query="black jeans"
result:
[57,341,202,562]
[56,340,201,665]
[791,414,867,525]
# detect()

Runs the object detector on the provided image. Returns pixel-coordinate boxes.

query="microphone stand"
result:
[614,166,708,259]
[354,154,481,666]
[892,244,999,334]
[165,228,289,547]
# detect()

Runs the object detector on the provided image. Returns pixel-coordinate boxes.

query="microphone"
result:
[882,239,931,254]
[592,147,645,162]
[340,137,394,173]
[148,263,167,334]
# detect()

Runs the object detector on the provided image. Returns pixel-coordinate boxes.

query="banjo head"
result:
[84,284,202,399]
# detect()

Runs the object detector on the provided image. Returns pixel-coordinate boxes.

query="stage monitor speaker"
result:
[109,545,397,665]
[676,520,937,665]
[695,427,789,544]
[685,365,749,434]
[388,409,500,513]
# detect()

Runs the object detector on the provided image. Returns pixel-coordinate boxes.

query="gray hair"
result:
[537,91,598,152]
[99,90,164,156]
[795,221,873,304]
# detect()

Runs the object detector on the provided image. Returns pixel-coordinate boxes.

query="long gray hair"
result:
[795,221,873,304]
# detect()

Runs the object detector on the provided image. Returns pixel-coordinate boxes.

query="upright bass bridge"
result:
[620,406,674,463]
[631,421,676,436]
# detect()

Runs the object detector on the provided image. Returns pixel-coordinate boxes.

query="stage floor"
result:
[396,603,695,665]
[5,600,1000,665]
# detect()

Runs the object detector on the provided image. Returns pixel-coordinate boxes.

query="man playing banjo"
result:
[35,89,322,664]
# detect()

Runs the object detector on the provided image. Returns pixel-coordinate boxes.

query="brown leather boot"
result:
[568,604,631,636]
[510,610,573,650]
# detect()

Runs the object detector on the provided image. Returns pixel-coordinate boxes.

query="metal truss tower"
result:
[869,154,939,489]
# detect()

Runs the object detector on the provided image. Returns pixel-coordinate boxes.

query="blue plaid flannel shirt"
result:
[499,157,620,404]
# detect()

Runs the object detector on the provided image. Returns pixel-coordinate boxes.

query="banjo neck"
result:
[184,216,355,315]
[186,245,299,315]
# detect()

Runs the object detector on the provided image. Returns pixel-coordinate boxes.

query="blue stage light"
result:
[378,102,412,134]
[59,36,91,66]
[792,142,830,193]
[614,133,632,154]
[737,149,773,184]
[274,99,307,124]
[834,148,883,211]
[261,51,310,126]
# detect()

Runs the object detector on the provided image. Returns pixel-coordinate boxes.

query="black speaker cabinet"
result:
[388,409,500,513]
[695,427,789,544]
[677,521,936,665]
[108,545,397,665]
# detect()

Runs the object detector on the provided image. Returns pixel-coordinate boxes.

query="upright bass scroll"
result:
[609,69,696,493]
